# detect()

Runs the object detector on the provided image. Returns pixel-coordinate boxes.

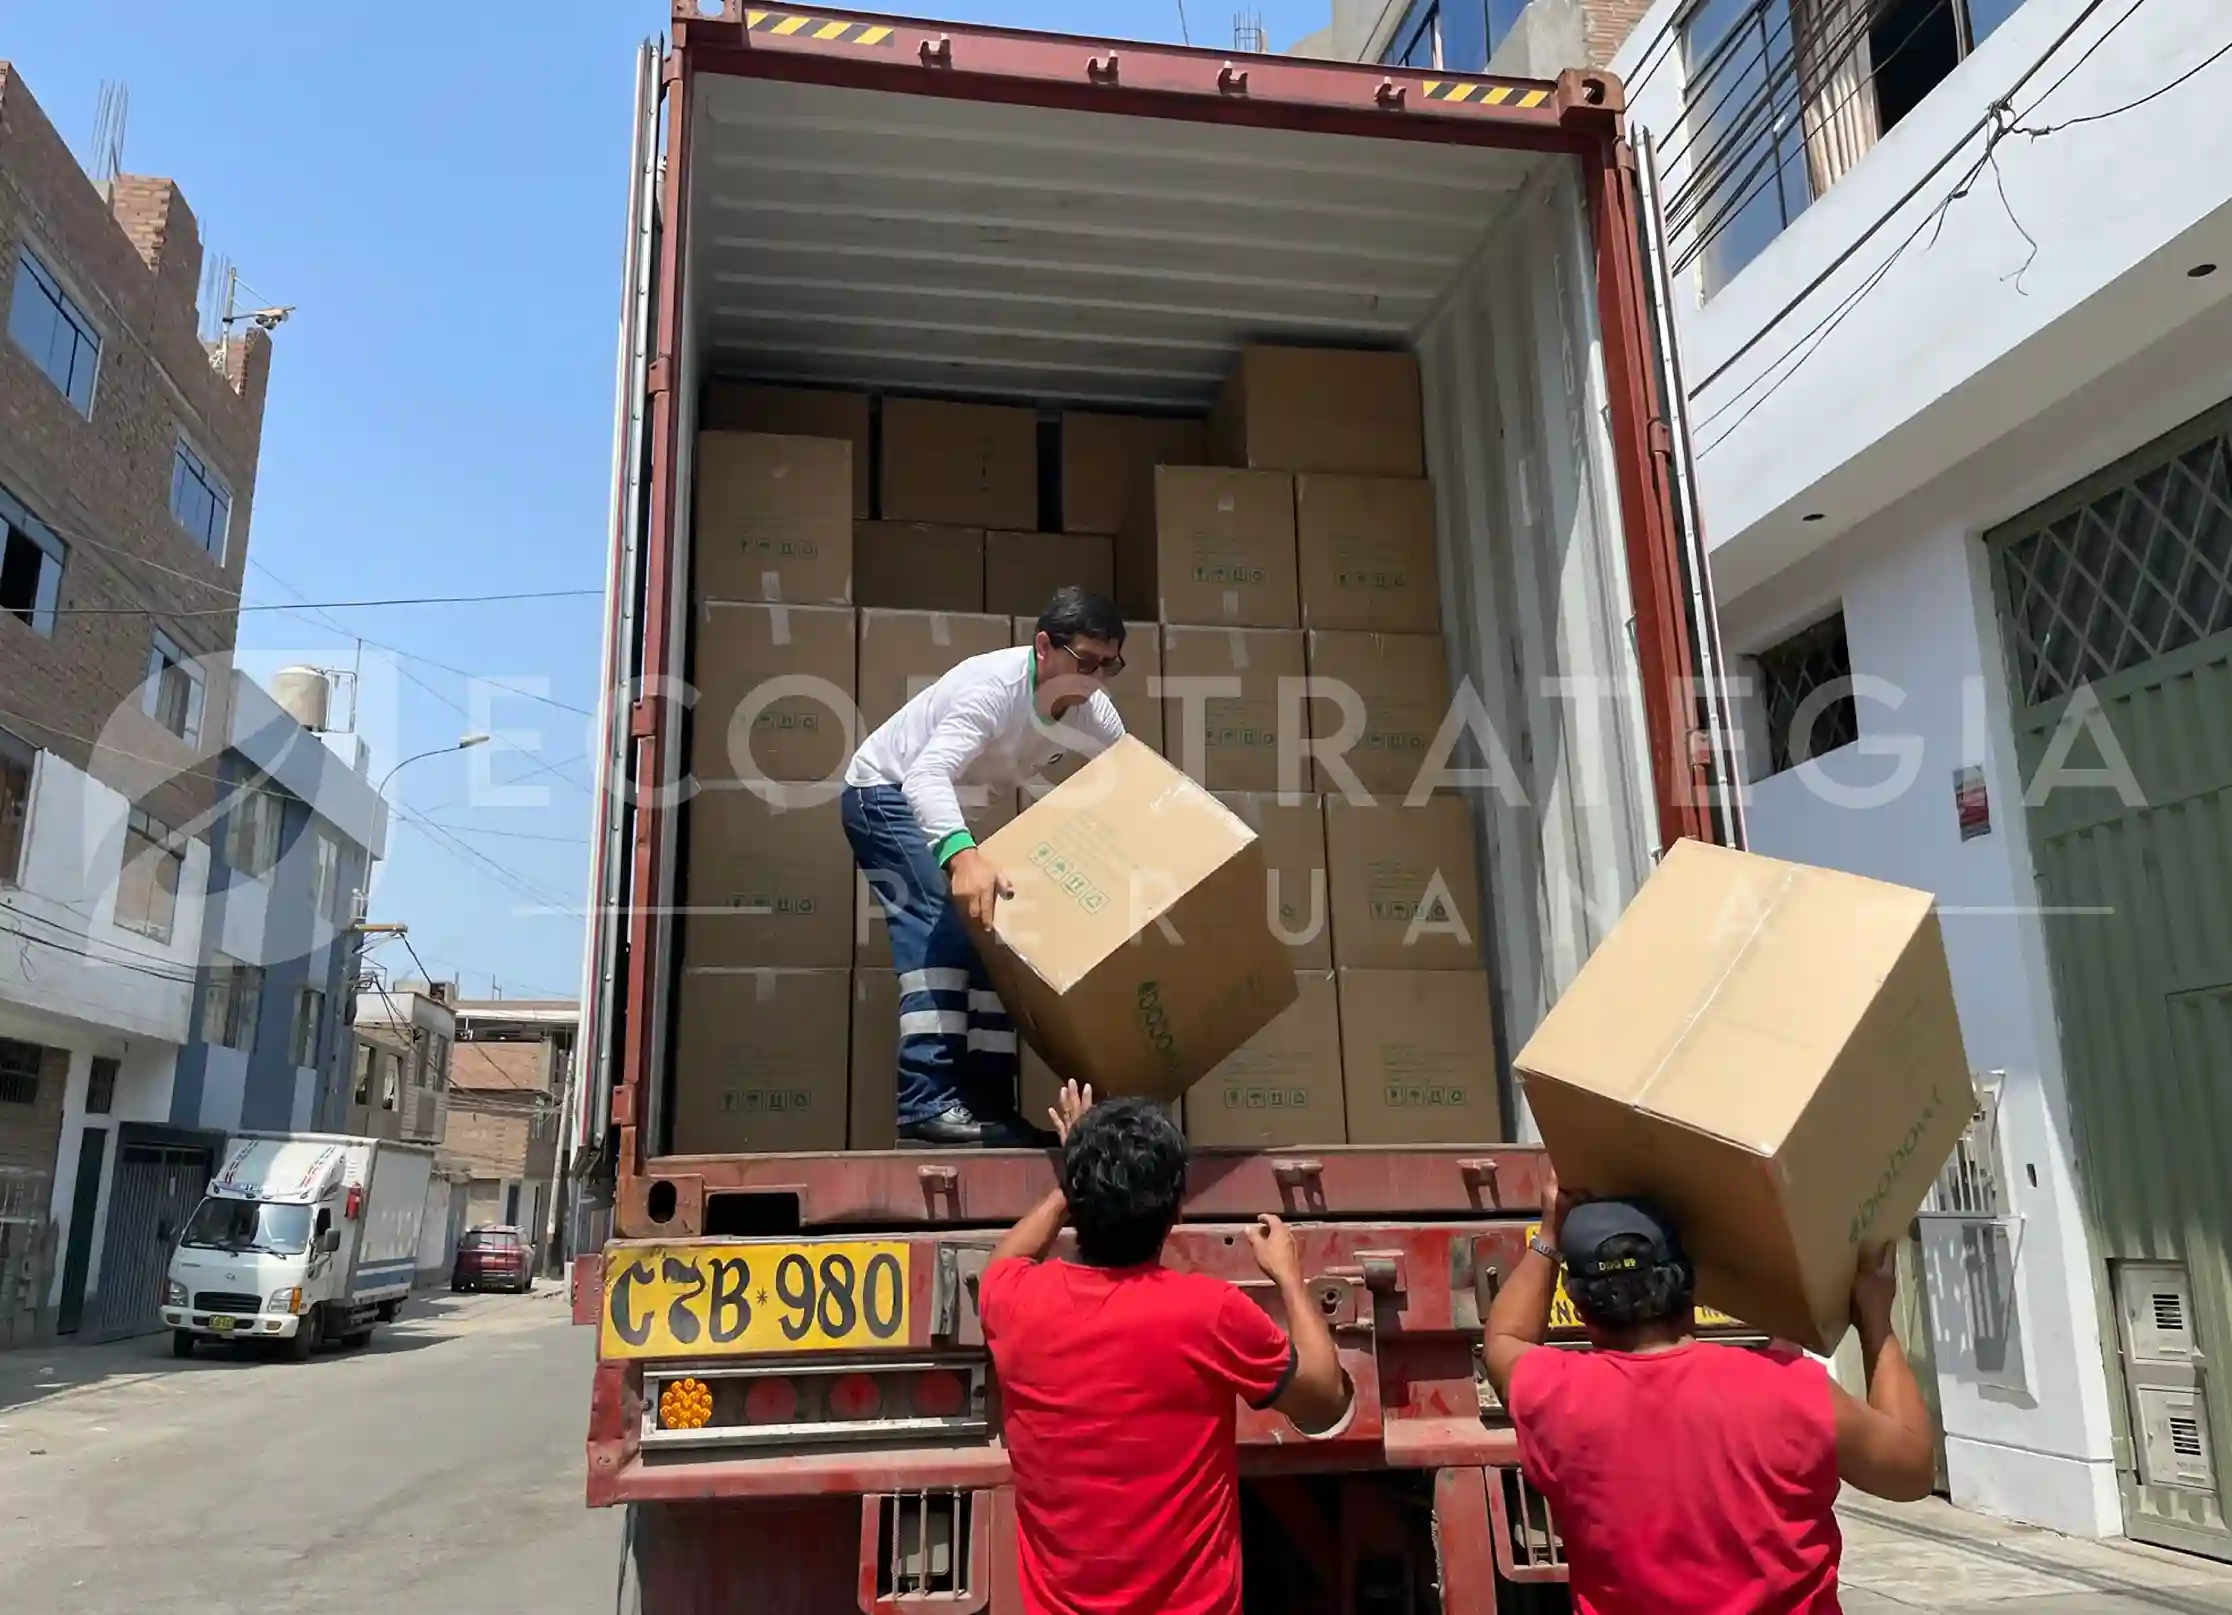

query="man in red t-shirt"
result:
[979,1083,1351,1615]
[1482,1172,1939,1614]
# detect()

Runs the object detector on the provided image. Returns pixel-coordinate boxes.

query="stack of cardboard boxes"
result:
[674,351,1504,1155]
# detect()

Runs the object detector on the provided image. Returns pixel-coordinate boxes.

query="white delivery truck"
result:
[162,1132,437,1360]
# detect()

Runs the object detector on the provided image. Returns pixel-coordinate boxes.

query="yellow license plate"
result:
[599,1241,910,1360]
[208,1316,237,1333]
[1525,1224,1743,1331]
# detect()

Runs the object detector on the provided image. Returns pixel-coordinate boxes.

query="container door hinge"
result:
[647,355,672,397]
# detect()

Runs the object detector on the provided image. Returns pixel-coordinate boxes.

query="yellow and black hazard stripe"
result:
[744,10,897,45]
[1420,80,1552,109]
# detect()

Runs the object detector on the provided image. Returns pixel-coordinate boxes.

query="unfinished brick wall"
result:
[0,65,273,836]
[1583,0,1653,69]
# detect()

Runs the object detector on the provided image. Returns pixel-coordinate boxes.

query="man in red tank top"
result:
[1483,1173,1938,1614]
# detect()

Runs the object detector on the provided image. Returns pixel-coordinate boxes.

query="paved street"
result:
[5,1293,2232,1613]
[0,1287,620,1614]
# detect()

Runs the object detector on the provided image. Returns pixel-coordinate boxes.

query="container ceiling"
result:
[693,74,1548,409]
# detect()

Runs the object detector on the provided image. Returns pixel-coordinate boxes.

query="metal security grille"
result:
[1996,413,2232,707]
[1753,611,1857,774]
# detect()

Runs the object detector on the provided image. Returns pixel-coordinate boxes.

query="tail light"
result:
[642,1359,988,1450]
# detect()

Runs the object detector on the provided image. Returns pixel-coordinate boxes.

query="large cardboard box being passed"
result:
[1515,841,1974,1353]
[976,738,1298,1105]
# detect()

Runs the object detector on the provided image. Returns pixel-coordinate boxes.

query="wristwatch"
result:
[1527,1235,1562,1265]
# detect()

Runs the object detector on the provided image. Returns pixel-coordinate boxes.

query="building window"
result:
[352,1041,373,1104]
[309,829,342,923]
[381,1051,402,1111]
[7,249,100,416]
[169,438,232,561]
[0,500,66,637]
[291,988,326,1069]
[0,726,32,886]
[1679,0,1811,298]
[116,809,183,942]
[0,1039,41,1105]
[1754,610,1858,775]
[201,957,264,1050]
[226,782,287,880]
[144,630,205,745]
[85,1056,119,1115]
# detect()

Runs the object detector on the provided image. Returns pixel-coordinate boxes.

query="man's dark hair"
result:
[1036,587,1126,648]
[1566,1234,1697,1333]
[1061,1097,1186,1267]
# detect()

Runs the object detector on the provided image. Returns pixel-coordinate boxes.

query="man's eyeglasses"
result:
[1056,639,1125,678]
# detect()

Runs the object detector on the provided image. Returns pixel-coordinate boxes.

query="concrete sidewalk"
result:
[1842,1494,2232,1613]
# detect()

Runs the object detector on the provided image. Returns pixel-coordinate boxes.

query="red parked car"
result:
[450,1225,534,1294]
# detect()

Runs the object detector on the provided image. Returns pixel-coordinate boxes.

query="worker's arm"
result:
[1830,1246,1939,1502]
[1482,1169,1567,1404]
[986,1082,1092,1266]
[1247,1215,1351,1433]
[900,690,1012,928]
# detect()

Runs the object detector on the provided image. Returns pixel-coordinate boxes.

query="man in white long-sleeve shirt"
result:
[841,587,1129,1147]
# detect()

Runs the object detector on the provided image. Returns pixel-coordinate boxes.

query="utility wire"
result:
[1695,1,2224,457]
[50,588,597,618]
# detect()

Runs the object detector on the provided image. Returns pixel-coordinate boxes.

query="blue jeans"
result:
[840,785,1019,1126]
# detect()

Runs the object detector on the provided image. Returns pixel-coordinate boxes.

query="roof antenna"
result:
[1176,0,1192,45]
[88,80,128,195]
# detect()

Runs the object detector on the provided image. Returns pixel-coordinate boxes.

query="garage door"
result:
[1991,399,2232,1557]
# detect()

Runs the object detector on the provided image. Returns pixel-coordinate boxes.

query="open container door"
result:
[577,36,668,1231]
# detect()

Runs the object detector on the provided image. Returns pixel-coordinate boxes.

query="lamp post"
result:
[376,732,490,798]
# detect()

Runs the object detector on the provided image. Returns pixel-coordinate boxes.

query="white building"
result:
[1608,0,2232,1553]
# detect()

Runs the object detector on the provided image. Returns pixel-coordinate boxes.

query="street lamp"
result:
[377,732,490,797]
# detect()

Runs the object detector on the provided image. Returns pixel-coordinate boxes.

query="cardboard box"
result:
[1304,631,1451,798]
[1338,968,1502,1146]
[701,385,871,518]
[1062,411,1206,536]
[670,967,851,1153]
[693,432,854,605]
[854,523,985,612]
[985,531,1114,618]
[856,609,1013,731]
[1021,1038,1183,1133]
[1013,618,1163,801]
[855,789,1017,967]
[1185,971,1346,1146]
[1296,475,1441,634]
[1152,467,1299,628]
[976,738,1298,1105]
[684,789,853,967]
[849,969,899,1150]
[1514,841,1975,1353]
[1213,792,1331,968]
[690,602,856,785]
[1160,626,1308,792]
[882,397,1038,530]
[1211,347,1424,478]
[1323,796,1482,970]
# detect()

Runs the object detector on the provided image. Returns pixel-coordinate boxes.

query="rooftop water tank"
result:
[271,665,332,733]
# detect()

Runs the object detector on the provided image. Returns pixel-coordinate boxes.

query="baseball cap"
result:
[1556,1197,1689,1277]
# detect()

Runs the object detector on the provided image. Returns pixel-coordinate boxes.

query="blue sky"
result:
[8,0,1326,1001]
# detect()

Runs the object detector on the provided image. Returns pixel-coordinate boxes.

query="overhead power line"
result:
[51,588,598,618]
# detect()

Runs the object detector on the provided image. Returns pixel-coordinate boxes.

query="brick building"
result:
[0,64,275,1342]
[446,998,573,1261]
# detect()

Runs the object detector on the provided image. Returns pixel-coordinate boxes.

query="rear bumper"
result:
[162,1309,302,1338]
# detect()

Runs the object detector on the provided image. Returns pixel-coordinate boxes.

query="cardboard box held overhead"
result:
[700,385,872,518]
[1211,347,1424,479]
[975,738,1298,1106]
[670,968,851,1153]
[693,432,854,604]
[1514,841,1975,1354]
[882,398,1038,530]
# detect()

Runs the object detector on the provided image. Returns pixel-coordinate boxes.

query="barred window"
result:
[1754,611,1857,776]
